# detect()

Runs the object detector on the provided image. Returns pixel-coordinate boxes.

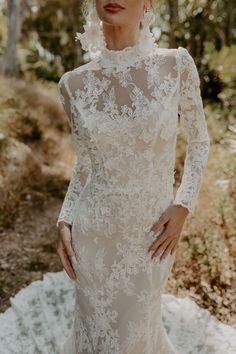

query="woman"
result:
[56,0,210,353]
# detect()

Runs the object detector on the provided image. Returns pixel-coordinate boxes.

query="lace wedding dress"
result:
[1,25,236,354]
[54,25,212,354]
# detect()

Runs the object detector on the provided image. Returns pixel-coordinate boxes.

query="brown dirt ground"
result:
[0,195,63,312]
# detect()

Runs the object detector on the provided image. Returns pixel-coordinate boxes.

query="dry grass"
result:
[0,74,76,311]
[0,75,74,229]
[167,107,236,327]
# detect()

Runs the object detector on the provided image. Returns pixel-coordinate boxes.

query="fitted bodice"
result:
[56,33,210,227]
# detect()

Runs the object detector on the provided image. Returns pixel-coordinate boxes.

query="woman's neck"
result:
[102,22,141,51]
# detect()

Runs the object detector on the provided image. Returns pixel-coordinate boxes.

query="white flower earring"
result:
[138,4,157,52]
[75,7,105,55]
[141,4,156,31]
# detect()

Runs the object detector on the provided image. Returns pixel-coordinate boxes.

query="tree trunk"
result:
[167,0,179,48]
[1,0,21,78]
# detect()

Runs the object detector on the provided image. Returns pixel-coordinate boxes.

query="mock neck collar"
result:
[98,27,157,69]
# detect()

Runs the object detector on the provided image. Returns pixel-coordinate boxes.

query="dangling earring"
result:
[138,3,157,53]
[141,5,156,30]
[74,7,105,54]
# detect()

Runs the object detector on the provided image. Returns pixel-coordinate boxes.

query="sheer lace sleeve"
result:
[173,47,211,215]
[56,71,91,228]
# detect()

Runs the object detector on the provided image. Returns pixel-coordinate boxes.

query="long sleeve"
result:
[56,71,91,228]
[173,47,211,215]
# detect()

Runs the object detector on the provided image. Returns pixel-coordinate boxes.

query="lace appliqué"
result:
[173,47,210,215]
[56,42,210,354]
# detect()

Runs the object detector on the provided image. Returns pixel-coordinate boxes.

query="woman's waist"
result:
[74,184,174,237]
[77,180,174,219]
[84,179,173,196]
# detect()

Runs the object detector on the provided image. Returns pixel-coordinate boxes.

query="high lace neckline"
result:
[74,9,157,69]
[98,27,157,68]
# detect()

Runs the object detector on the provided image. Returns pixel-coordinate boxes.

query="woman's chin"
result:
[99,12,127,26]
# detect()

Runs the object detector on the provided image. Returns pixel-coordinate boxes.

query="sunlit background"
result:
[0,0,235,329]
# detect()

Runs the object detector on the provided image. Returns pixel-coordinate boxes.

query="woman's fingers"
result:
[148,231,179,261]
[150,213,169,233]
[160,238,177,260]
[60,225,76,257]
[63,250,77,279]
[63,237,75,257]
[57,242,76,280]
[57,224,77,280]
[147,204,188,262]
[170,239,178,254]
[148,226,172,253]
[151,237,172,259]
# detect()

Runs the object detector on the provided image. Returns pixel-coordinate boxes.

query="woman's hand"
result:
[56,221,77,280]
[148,204,189,261]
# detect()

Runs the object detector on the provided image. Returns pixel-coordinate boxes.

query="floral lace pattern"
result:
[56,34,210,354]
[1,271,236,354]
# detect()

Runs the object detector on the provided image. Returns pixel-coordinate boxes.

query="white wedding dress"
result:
[1,26,236,354]
[55,27,212,354]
